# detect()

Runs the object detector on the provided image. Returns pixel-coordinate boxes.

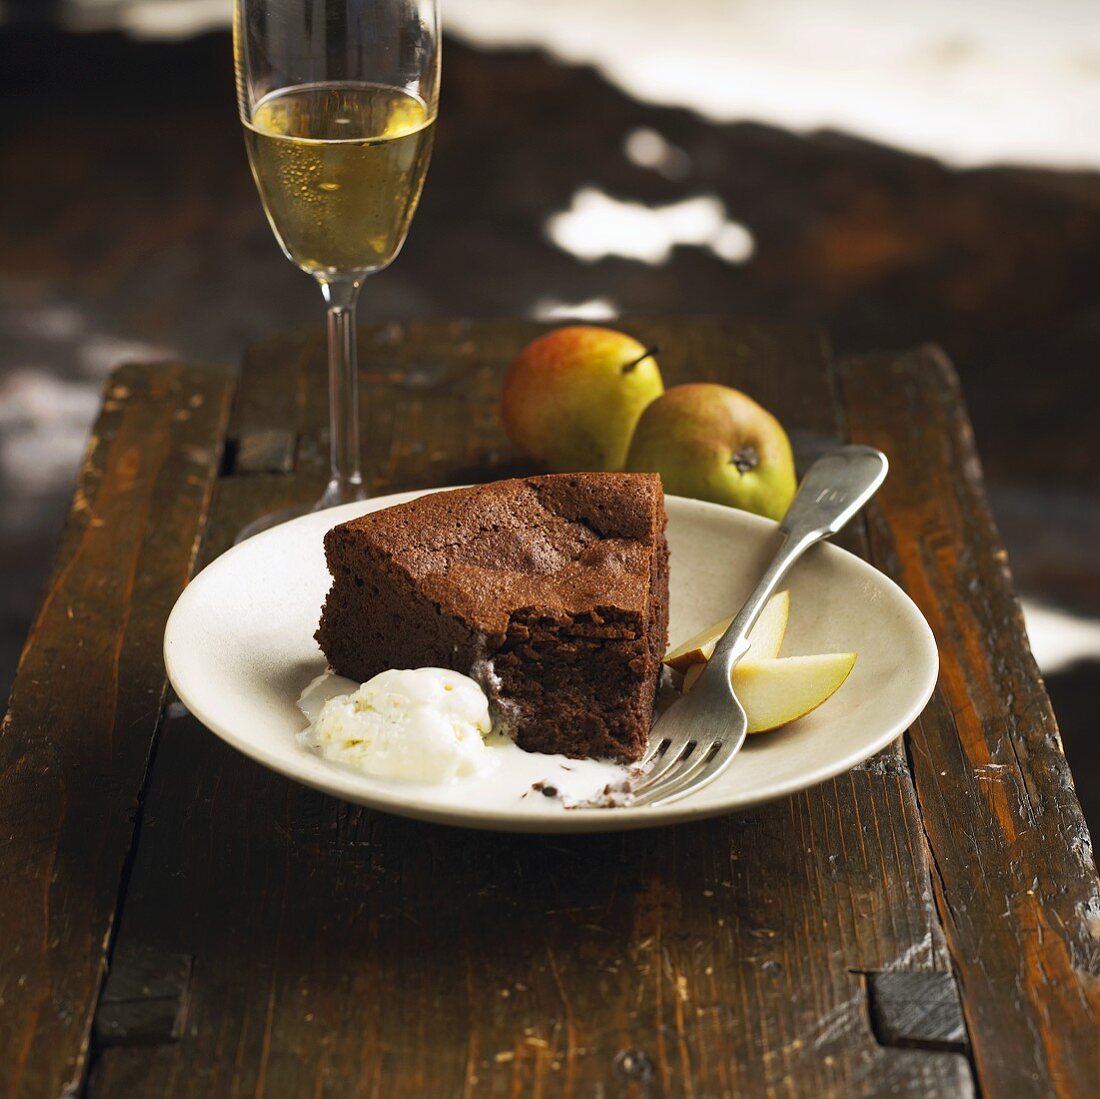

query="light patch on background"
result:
[531,297,620,322]
[53,0,1100,169]
[444,0,1100,170]
[546,187,755,266]
[0,372,101,502]
[1022,601,1100,675]
[25,303,85,341]
[6,297,171,377]
[80,334,172,374]
[624,128,692,180]
[62,0,228,37]
[0,294,176,531]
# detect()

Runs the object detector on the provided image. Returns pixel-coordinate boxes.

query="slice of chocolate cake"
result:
[315,473,669,762]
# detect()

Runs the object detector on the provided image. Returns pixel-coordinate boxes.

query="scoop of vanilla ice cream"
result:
[300,667,494,782]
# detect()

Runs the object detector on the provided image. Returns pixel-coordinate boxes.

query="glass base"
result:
[234,477,368,544]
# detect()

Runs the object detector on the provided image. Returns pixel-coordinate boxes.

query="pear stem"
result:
[621,344,660,374]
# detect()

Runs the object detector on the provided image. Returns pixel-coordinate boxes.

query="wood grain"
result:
[867,972,966,1052]
[842,346,1100,1098]
[0,363,233,1098]
[95,943,192,1047]
[87,322,970,1097]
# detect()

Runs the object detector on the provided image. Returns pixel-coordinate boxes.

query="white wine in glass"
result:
[244,83,435,276]
[234,0,439,536]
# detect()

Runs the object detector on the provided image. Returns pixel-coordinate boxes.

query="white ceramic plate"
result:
[164,489,938,833]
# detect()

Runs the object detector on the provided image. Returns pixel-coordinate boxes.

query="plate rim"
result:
[164,488,939,833]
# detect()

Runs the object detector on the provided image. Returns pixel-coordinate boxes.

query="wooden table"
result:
[3,319,1098,1098]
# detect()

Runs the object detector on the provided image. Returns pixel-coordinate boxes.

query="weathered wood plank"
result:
[89,322,968,1098]
[94,943,192,1048]
[0,363,233,1098]
[90,771,971,1098]
[841,345,1100,1098]
[867,972,967,1052]
[232,429,298,475]
[234,318,852,490]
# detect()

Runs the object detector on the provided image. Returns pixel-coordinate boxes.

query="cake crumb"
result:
[563,777,636,809]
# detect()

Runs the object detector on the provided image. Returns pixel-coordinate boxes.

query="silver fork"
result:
[629,445,889,808]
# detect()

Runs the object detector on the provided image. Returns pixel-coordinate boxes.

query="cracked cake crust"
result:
[315,472,669,762]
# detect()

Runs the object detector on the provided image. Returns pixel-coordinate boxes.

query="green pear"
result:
[501,326,664,472]
[624,383,796,519]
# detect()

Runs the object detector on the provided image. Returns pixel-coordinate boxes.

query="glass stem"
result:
[319,276,366,508]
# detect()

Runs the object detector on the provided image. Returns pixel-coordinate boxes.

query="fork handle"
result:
[709,445,888,674]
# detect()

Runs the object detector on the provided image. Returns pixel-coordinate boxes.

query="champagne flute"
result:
[234,0,439,535]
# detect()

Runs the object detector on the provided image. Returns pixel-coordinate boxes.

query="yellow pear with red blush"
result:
[501,326,664,472]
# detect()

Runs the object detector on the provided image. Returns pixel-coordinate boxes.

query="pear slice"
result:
[664,590,790,673]
[681,652,856,733]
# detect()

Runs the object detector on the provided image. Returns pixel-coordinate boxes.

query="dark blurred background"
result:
[2,1,1098,830]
